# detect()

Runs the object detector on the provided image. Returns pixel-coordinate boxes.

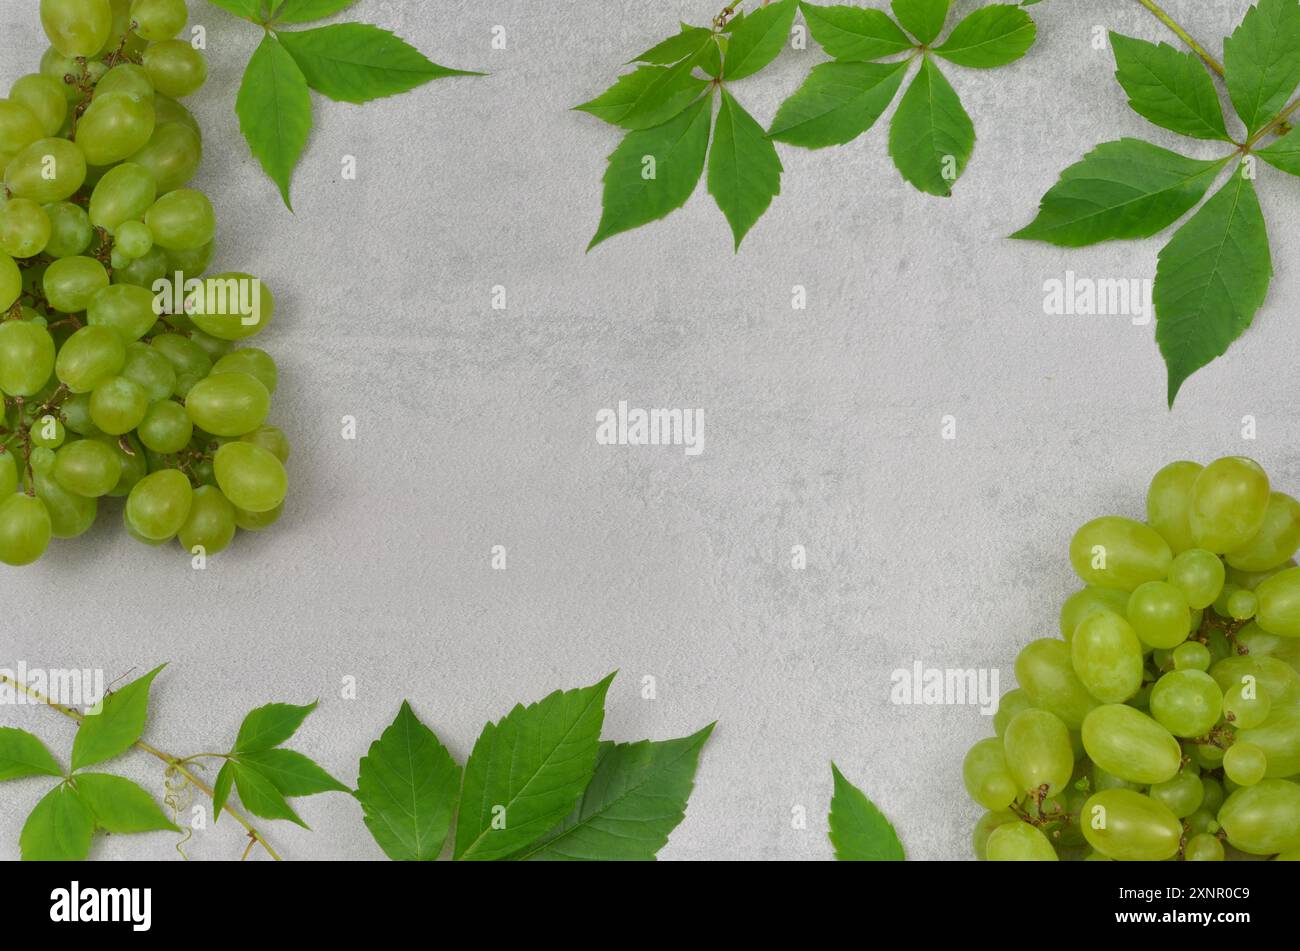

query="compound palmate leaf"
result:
[708,90,783,249]
[828,763,904,860]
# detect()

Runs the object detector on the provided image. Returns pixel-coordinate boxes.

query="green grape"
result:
[993,688,1034,738]
[1015,638,1099,728]
[188,329,231,361]
[208,346,277,393]
[1223,741,1267,787]
[34,462,96,538]
[1212,582,1239,618]
[152,95,199,136]
[985,821,1057,861]
[124,467,191,540]
[88,162,157,230]
[60,392,98,436]
[29,414,65,449]
[1059,586,1130,641]
[1200,774,1224,811]
[214,441,286,513]
[150,333,210,396]
[1255,566,1300,637]
[1227,588,1257,621]
[240,424,289,464]
[1237,707,1300,777]
[1222,682,1271,730]
[0,452,17,497]
[1190,457,1270,553]
[1148,769,1203,817]
[1218,780,1300,855]
[126,121,200,193]
[0,493,52,566]
[1172,641,1211,671]
[44,256,108,313]
[119,342,174,401]
[1126,580,1190,649]
[233,500,281,531]
[10,75,68,137]
[1185,807,1219,836]
[1167,548,1226,609]
[94,431,145,497]
[972,810,1018,860]
[89,375,148,434]
[166,240,212,283]
[0,100,45,156]
[0,320,56,396]
[184,371,269,437]
[1071,611,1143,703]
[177,484,235,555]
[39,47,107,102]
[1228,561,1294,593]
[1196,742,1225,768]
[5,138,87,202]
[1184,833,1224,861]
[1081,704,1181,783]
[52,438,120,498]
[963,737,1018,810]
[87,284,158,342]
[142,40,207,98]
[92,63,153,102]
[1080,788,1181,860]
[1070,516,1172,591]
[0,252,19,311]
[1127,681,1153,711]
[40,0,113,56]
[114,220,153,259]
[144,188,213,251]
[109,247,131,270]
[55,325,126,393]
[0,197,52,258]
[1147,460,1202,554]
[99,0,149,58]
[1149,669,1222,737]
[137,399,191,454]
[1210,655,1300,706]
[188,273,273,341]
[130,0,186,40]
[42,201,92,257]
[1091,762,1137,792]
[75,92,155,166]
[1002,708,1073,798]
[1226,492,1300,571]
[111,244,166,287]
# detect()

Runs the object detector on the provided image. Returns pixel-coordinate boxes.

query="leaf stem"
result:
[1245,95,1300,149]
[1132,0,1225,77]
[0,672,282,861]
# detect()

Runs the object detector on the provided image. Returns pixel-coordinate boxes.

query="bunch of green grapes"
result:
[0,0,290,566]
[966,456,1300,861]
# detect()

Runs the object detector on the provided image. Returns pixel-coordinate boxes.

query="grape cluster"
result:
[0,0,289,566]
[967,456,1300,861]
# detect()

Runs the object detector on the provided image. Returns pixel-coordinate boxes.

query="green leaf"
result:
[888,55,974,196]
[708,90,783,249]
[20,784,94,861]
[1155,170,1272,406]
[828,763,905,860]
[934,4,1036,69]
[278,24,480,107]
[575,65,708,130]
[800,3,914,61]
[270,0,357,25]
[1011,139,1227,247]
[237,749,349,796]
[212,762,234,823]
[589,94,714,250]
[0,728,62,781]
[629,25,714,65]
[208,0,264,22]
[236,34,313,210]
[454,674,614,861]
[1257,123,1300,175]
[514,724,715,861]
[769,60,908,148]
[71,665,164,772]
[74,773,178,834]
[723,0,798,81]
[890,0,950,46]
[1223,0,1300,134]
[1110,33,1229,141]
[356,701,461,861]
[233,701,317,753]
[231,761,309,828]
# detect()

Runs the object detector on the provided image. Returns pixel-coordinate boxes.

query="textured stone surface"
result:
[1,0,1297,861]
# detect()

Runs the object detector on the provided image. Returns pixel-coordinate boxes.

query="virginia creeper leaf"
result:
[828,763,905,860]
[514,724,715,861]
[208,0,264,22]
[888,55,974,196]
[1012,139,1227,247]
[800,3,914,61]
[270,0,358,25]
[723,0,798,81]
[356,700,461,861]
[236,34,313,209]
[1223,0,1300,134]
[575,65,708,130]
[770,60,909,148]
[1155,170,1272,406]
[629,26,714,65]
[1257,123,1300,175]
[75,773,178,834]
[20,784,94,861]
[212,762,234,822]
[70,665,164,772]
[890,0,951,46]
[231,761,309,828]
[708,90,783,250]
[934,4,1036,69]
[1110,33,1230,141]
[454,674,613,861]
[0,728,62,781]
[233,701,317,752]
[237,748,349,796]
[589,94,713,250]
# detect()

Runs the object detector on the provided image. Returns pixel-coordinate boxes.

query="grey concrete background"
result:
[1,0,1297,861]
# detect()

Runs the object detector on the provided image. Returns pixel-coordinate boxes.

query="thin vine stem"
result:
[1132,0,1225,76]
[0,672,282,861]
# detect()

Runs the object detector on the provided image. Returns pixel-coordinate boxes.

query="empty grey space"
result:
[2,0,1297,860]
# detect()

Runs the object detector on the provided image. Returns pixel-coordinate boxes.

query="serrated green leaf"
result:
[800,3,914,61]
[233,701,317,753]
[708,90,782,250]
[890,0,950,46]
[589,94,713,250]
[769,59,909,148]
[629,25,713,65]
[1012,138,1227,246]
[0,728,62,781]
[575,65,708,130]
[1156,170,1272,406]
[356,701,461,861]
[454,674,614,861]
[514,724,715,861]
[724,0,798,81]
[74,773,178,834]
[270,0,357,25]
[828,763,905,860]
[212,762,234,823]
[1257,123,1300,175]
[231,761,308,828]
[20,784,94,861]
[236,34,313,210]
[208,0,264,22]
[888,55,974,196]
[70,665,164,772]
[1110,33,1229,141]
[237,748,348,796]
[1223,0,1300,134]
[277,24,480,107]
[934,4,1036,69]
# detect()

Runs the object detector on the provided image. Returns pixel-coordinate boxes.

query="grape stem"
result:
[0,672,282,861]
